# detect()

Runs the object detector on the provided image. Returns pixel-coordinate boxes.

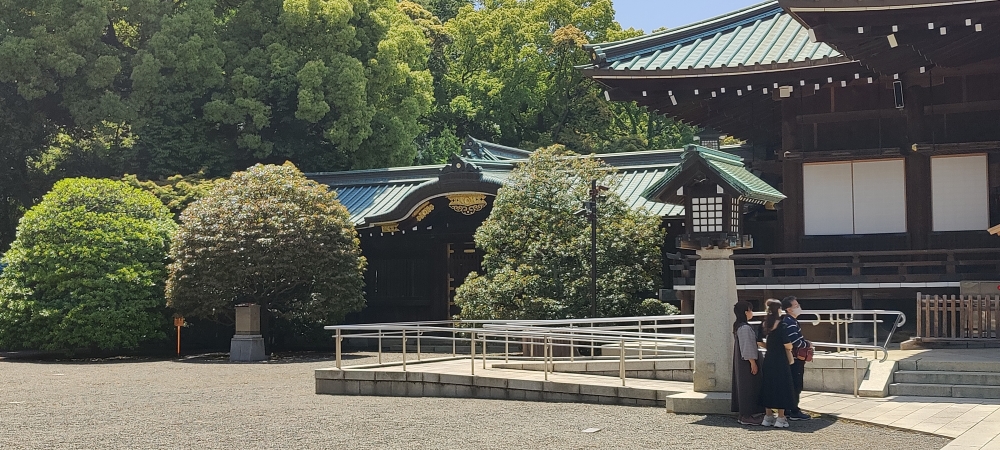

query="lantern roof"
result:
[643,144,786,206]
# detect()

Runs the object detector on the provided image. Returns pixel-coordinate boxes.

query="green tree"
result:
[121,172,221,217]
[0,178,176,352]
[454,145,667,320]
[0,0,435,244]
[412,0,471,22]
[166,163,366,330]
[127,0,435,175]
[439,0,695,154]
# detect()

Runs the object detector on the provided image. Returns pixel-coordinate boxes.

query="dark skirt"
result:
[731,344,763,416]
[758,332,796,410]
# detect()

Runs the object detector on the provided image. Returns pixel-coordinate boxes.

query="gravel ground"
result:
[0,352,950,450]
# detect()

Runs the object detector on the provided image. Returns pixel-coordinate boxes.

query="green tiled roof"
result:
[643,145,785,205]
[308,140,692,226]
[583,1,847,74]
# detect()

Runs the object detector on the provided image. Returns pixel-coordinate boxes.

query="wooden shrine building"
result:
[307,137,688,323]
[583,0,1000,321]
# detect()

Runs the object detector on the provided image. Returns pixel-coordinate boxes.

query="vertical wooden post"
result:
[916,293,923,338]
[173,316,184,355]
[950,295,957,339]
[978,295,985,338]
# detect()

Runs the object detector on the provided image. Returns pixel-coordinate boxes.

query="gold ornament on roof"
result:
[447,194,487,215]
[380,223,399,233]
[414,203,434,222]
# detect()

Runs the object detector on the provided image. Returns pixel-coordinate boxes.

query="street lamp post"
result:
[583,180,606,318]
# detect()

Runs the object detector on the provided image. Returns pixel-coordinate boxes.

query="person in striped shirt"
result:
[781,295,812,421]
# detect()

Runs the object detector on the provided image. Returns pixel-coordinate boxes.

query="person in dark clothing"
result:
[781,295,812,421]
[758,299,796,428]
[731,301,764,425]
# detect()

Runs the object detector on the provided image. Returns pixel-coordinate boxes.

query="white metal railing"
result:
[323,309,900,390]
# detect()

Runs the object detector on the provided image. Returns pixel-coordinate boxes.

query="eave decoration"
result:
[447,194,487,215]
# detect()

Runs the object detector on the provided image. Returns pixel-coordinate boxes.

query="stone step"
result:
[888,382,1000,399]
[894,370,1000,386]
[896,359,1000,373]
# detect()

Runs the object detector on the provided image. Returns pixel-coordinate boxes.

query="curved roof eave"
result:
[585,1,785,61]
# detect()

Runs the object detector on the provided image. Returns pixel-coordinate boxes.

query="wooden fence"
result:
[917,293,1000,339]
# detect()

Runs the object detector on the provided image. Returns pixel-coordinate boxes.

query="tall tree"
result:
[132,0,435,174]
[0,0,435,248]
[454,145,667,320]
[438,0,695,154]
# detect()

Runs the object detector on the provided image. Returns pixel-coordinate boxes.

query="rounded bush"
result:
[0,178,177,352]
[166,163,366,327]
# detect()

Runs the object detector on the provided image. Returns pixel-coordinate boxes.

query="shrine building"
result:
[582,0,1000,320]
[308,137,690,323]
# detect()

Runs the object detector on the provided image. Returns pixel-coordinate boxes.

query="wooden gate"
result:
[917,293,1000,339]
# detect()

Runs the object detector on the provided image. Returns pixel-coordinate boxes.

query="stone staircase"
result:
[889,359,1000,399]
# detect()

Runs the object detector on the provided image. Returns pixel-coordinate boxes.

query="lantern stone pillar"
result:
[692,247,736,392]
[230,304,267,362]
[644,144,785,413]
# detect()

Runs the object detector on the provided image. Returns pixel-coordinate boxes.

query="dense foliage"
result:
[121,172,221,217]
[0,0,698,250]
[454,146,670,320]
[166,163,366,326]
[0,178,176,352]
[420,0,695,159]
[0,0,434,248]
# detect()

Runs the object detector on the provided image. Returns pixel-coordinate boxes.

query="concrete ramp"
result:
[315,358,692,407]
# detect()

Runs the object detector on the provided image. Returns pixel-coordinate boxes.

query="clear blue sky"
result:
[612,0,763,34]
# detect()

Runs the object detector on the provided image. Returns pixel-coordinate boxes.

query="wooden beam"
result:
[783,147,903,162]
[989,223,1000,236]
[912,141,1000,154]
[797,108,906,124]
[924,100,1000,115]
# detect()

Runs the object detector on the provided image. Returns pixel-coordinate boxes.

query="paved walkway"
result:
[341,353,1000,449]
[800,390,1000,449]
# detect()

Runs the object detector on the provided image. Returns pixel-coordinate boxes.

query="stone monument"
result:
[641,144,785,412]
[231,304,267,362]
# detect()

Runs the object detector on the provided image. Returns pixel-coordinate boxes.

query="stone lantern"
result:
[230,304,266,362]
[644,144,784,403]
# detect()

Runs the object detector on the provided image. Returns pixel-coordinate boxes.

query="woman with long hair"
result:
[731,300,764,425]
[757,298,796,428]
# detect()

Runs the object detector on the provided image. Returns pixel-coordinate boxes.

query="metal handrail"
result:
[324,310,899,390]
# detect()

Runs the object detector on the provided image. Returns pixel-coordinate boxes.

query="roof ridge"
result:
[682,144,744,163]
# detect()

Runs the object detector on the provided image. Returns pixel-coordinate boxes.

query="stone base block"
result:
[664,391,733,415]
[230,335,266,362]
[858,360,896,398]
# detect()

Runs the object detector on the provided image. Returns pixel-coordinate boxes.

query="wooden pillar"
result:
[990,153,1000,226]
[905,85,926,143]
[781,97,800,153]
[779,98,802,253]
[781,158,803,253]
[905,153,931,250]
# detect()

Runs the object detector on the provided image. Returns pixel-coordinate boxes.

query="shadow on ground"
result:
[691,414,837,433]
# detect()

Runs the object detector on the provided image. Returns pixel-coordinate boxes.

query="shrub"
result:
[0,178,176,352]
[166,163,365,330]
